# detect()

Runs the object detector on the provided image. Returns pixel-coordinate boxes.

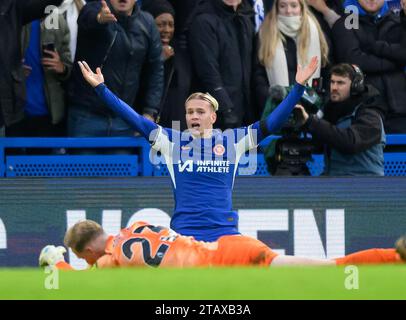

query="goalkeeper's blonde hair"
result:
[186,92,219,112]
[64,220,104,253]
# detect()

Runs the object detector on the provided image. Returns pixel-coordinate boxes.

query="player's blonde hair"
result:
[64,220,104,253]
[185,92,219,112]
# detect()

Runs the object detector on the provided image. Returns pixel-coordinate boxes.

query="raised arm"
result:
[252,56,319,143]
[78,61,158,141]
[77,1,117,33]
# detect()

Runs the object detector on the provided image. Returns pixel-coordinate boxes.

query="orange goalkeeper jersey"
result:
[55,221,402,270]
[93,221,278,268]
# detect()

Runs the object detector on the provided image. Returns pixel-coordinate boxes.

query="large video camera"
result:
[269,78,324,134]
[264,78,326,176]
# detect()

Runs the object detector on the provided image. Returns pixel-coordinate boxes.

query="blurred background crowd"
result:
[0,0,405,175]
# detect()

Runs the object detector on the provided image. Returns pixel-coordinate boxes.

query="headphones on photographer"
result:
[350,64,365,96]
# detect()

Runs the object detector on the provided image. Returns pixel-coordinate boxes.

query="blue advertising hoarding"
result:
[0,176,405,268]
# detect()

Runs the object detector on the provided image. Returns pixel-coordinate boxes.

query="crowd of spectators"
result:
[0,0,405,174]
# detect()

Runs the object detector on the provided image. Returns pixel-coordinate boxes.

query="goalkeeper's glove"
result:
[39,245,67,267]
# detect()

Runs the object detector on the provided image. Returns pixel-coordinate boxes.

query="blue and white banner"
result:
[252,0,265,32]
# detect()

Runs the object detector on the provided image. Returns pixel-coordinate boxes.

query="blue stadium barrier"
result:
[257,134,406,149]
[6,155,138,177]
[0,137,152,177]
[258,134,406,176]
[1,135,406,177]
[304,136,406,176]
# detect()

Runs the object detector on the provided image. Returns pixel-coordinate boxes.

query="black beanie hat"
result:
[143,0,175,18]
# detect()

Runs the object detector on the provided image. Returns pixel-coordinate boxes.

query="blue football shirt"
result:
[94,82,305,241]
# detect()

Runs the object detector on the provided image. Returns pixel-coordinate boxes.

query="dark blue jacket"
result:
[68,1,163,117]
[332,11,406,133]
[188,0,256,128]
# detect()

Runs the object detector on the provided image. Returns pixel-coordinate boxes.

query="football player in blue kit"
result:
[78,56,319,241]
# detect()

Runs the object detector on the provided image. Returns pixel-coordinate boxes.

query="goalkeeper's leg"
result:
[270,249,401,267]
[271,255,336,266]
[335,248,402,265]
[335,235,406,265]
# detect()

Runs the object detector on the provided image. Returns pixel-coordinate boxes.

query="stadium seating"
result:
[0,137,152,177]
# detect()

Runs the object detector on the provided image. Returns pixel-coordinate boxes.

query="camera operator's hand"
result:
[97,0,117,24]
[294,104,309,127]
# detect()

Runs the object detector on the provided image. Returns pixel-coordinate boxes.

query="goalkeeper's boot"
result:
[395,235,406,262]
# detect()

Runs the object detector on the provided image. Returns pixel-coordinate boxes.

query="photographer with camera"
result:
[295,63,386,176]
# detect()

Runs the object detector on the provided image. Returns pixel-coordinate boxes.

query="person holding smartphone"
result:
[0,0,64,137]
[6,14,72,151]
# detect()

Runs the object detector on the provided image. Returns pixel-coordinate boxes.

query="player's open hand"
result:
[295,56,319,85]
[97,0,117,24]
[78,61,104,88]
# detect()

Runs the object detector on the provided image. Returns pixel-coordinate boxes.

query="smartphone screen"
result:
[42,43,55,58]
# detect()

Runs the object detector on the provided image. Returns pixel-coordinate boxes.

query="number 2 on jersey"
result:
[122,225,170,267]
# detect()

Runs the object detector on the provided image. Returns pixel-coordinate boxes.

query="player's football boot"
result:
[395,235,406,262]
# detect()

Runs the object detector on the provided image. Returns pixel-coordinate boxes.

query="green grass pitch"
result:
[0,266,405,300]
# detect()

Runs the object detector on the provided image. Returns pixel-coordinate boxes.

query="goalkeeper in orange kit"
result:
[39,220,406,270]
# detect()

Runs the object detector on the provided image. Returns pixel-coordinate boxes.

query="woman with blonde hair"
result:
[255,0,331,111]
